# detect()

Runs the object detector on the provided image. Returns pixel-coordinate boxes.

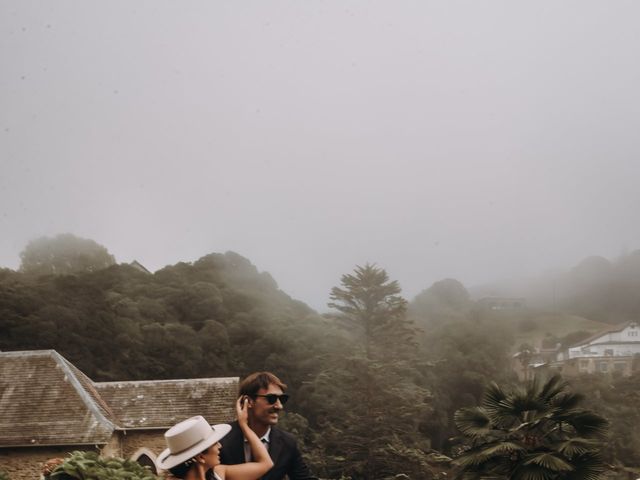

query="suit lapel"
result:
[267,427,284,472]
[228,422,247,464]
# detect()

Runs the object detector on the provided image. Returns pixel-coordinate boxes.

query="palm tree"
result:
[453,374,609,480]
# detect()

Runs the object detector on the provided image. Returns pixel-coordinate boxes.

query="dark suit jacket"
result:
[215,421,317,480]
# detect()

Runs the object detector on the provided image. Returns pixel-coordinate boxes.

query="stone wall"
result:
[101,432,123,458]
[0,445,100,480]
[0,432,167,479]
[120,430,166,462]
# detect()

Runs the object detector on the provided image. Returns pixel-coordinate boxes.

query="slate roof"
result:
[0,350,239,447]
[95,377,238,429]
[0,350,116,447]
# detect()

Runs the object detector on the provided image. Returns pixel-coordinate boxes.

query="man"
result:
[216,371,316,480]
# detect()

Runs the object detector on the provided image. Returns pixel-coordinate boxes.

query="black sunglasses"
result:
[253,394,289,405]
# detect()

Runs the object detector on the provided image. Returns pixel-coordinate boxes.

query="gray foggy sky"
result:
[2,1,640,310]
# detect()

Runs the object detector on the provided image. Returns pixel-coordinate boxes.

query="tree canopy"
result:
[308,264,437,479]
[19,234,116,275]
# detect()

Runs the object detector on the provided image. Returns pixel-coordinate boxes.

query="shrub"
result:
[49,451,158,480]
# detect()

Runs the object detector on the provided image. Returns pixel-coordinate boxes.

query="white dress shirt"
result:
[243,427,271,462]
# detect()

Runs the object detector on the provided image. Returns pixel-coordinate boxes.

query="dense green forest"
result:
[1,235,640,479]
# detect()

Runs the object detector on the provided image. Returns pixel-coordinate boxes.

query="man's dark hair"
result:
[239,371,287,397]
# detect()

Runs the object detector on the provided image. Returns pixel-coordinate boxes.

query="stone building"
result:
[0,350,237,479]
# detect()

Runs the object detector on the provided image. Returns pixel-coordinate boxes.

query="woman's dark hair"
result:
[167,447,210,478]
[168,461,192,478]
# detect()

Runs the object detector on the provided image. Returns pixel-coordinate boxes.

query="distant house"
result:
[477,297,526,311]
[555,321,640,376]
[0,350,237,480]
[129,260,152,274]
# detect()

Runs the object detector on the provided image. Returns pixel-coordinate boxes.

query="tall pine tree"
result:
[308,264,435,479]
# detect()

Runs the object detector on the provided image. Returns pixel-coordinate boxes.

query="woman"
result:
[157,396,273,480]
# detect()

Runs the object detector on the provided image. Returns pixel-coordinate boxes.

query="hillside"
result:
[0,251,331,383]
[510,312,610,350]
[469,250,640,324]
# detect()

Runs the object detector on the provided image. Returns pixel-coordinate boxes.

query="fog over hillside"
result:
[2,1,640,311]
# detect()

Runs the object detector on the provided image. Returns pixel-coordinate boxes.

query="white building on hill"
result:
[566,321,640,359]
[556,321,640,376]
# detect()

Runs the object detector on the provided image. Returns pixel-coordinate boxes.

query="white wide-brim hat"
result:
[157,416,232,470]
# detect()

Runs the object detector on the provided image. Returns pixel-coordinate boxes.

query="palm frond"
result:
[499,386,546,424]
[565,452,607,480]
[511,463,556,480]
[552,438,602,458]
[522,452,574,472]
[454,407,493,438]
[528,374,542,398]
[564,411,609,440]
[483,383,523,428]
[482,382,508,416]
[537,374,568,403]
[452,457,512,480]
[454,441,524,469]
[549,392,584,412]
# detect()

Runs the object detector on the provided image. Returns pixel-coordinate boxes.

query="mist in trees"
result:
[409,278,472,328]
[408,278,514,452]
[19,234,116,275]
[472,250,640,324]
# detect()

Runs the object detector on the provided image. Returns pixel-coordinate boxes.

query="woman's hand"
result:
[236,395,249,427]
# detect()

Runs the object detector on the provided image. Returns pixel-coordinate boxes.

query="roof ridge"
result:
[568,320,635,348]
[0,349,57,356]
[95,376,239,386]
[50,351,116,430]
[583,340,640,345]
